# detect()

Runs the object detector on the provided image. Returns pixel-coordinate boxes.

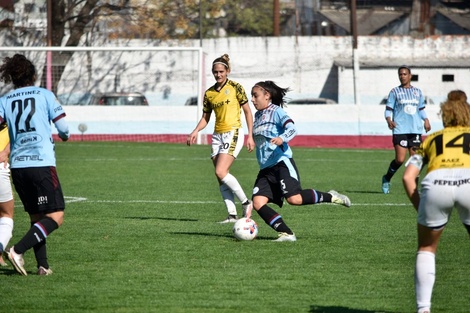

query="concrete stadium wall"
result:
[199,35,470,105]
[60,104,443,149]
[53,35,467,148]
[47,35,470,107]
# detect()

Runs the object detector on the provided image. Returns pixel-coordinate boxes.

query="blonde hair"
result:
[440,90,470,127]
[212,54,230,71]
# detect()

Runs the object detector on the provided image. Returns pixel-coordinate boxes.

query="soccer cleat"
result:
[382,175,390,194]
[273,232,297,242]
[5,246,27,276]
[37,266,53,276]
[242,200,253,219]
[218,215,238,224]
[328,190,351,207]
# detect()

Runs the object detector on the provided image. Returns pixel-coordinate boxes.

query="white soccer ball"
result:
[232,218,258,241]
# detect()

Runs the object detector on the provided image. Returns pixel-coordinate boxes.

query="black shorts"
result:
[253,159,302,208]
[392,134,422,149]
[11,167,65,215]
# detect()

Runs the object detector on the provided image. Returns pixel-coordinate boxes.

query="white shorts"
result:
[418,168,470,227]
[211,128,244,159]
[0,162,13,202]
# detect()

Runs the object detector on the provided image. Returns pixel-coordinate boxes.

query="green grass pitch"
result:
[1,142,468,313]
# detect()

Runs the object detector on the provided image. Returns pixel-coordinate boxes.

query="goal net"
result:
[0,46,207,143]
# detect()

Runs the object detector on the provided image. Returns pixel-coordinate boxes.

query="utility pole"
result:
[273,0,280,36]
[350,0,360,105]
[46,0,52,90]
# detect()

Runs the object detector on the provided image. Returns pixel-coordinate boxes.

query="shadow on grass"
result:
[346,190,384,194]
[0,267,24,276]
[125,216,199,222]
[171,231,275,241]
[309,306,397,313]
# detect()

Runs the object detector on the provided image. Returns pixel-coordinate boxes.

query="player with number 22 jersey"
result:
[0,87,68,169]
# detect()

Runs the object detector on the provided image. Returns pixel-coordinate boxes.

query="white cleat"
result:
[218,215,238,224]
[6,246,27,276]
[328,190,351,208]
[273,232,297,242]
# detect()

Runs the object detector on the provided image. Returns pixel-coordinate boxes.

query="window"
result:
[442,74,454,82]
[411,75,418,81]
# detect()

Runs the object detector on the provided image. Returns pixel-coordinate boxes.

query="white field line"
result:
[61,196,409,206]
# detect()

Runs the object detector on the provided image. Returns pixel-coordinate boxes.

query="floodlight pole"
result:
[46,0,52,90]
[273,0,280,36]
[350,0,360,105]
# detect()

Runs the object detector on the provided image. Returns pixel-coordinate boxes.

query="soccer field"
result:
[1,142,468,313]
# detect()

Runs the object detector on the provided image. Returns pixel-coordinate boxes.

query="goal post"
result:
[0,46,207,144]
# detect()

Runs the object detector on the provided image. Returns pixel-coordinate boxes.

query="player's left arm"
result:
[241,102,254,152]
[419,108,431,133]
[271,112,297,146]
[53,115,69,142]
[418,90,431,132]
[49,94,69,141]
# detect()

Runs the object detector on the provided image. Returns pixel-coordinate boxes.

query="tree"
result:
[222,1,274,36]
[45,0,139,92]
[12,1,289,92]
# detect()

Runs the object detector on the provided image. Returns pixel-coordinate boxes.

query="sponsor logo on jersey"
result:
[38,195,48,205]
[19,134,43,146]
[14,155,43,162]
[433,178,470,186]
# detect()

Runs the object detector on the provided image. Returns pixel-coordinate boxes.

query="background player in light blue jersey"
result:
[0,54,69,276]
[381,65,431,194]
[249,81,351,242]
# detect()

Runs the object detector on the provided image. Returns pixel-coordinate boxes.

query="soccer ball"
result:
[232,218,258,241]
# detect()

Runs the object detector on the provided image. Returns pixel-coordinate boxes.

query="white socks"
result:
[221,173,248,203]
[219,173,249,216]
[0,217,13,252]
[219,184,237,216]
[415,251,435,313]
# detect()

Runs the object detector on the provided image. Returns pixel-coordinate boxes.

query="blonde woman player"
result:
[187,54,254,223]
[403,90,470,313]
[0,122,14,266]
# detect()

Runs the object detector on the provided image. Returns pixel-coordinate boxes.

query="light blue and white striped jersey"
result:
[386,85,426,134]
[0,86,67,168]
[253,103,297,169]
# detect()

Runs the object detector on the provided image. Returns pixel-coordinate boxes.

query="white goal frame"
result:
[0,46,206,144]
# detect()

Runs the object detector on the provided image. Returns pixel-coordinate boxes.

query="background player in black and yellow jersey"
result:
[0,121,14,266]
[187,54,254,223]
[403,90,470,313]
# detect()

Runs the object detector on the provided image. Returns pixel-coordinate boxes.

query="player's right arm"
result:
[187,112,211,146]
[384,90,396,130]
[403,154,423,211]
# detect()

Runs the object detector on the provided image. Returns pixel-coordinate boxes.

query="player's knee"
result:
[286,195,302,205]
[252,197,267,211]
[394,159,405,166]
[214,170,228,180]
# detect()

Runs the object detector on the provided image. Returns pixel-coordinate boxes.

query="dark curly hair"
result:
[0,54,36,88]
